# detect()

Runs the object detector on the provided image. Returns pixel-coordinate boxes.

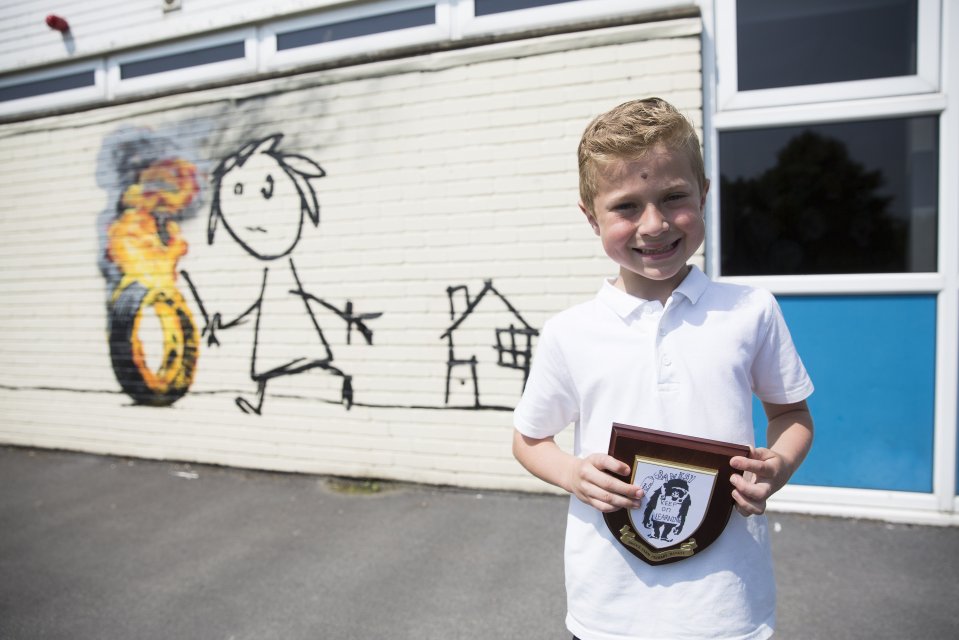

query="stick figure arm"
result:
[293,291,382,345]
[180,269,258,346]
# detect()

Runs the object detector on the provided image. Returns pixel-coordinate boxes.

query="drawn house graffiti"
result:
[440,280,538,409]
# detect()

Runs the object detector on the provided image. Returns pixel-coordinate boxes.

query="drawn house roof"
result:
[440,280,535,340]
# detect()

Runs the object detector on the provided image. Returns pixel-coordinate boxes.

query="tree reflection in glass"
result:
[720,118,938,276]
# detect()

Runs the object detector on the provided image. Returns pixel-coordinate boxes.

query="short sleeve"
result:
[513,318,579,438]
[751,293,815,405]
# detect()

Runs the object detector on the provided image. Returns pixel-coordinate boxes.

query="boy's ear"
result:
[700,179,711,211]
[579,201,601,236]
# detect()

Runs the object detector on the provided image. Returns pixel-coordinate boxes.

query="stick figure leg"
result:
[236,379,266,415]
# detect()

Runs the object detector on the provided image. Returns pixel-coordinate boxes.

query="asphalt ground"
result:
[2,446,958,640]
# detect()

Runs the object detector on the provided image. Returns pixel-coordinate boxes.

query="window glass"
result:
[120,42,245,79]
[719,116,938,275]
[0,70,95,102]
[474,0,578,17]
[277,6,435,50]
[736,0,917,91]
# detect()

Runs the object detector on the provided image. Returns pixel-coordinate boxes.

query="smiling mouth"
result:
[634,239,680,255]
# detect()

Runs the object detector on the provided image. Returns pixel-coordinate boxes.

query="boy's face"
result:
[580,144,708,302]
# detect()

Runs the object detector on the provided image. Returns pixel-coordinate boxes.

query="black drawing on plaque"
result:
[181,134,381,415]
[642,478,692,542]
[440,280,538,409]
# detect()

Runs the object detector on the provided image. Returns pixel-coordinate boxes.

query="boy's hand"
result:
[730,400,814,517]
[565,453,644,513]
[729,447,787,517]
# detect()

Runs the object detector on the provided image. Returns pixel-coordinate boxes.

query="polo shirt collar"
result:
[597,265,709,319]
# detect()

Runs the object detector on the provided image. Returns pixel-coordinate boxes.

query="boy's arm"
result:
[729,400,814,516]
[512,430,643,513]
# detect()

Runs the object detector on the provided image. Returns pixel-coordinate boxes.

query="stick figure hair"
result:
[207,133,326,258]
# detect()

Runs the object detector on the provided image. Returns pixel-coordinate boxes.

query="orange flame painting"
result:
[105,157,201,406]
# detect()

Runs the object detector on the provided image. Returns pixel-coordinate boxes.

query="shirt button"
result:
[662,357,672,366]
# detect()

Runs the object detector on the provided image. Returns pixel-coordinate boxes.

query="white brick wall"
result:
[0,19,703,492]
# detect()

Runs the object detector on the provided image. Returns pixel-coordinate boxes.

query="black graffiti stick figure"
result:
[182,134,381,415]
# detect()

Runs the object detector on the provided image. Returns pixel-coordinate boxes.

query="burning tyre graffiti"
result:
[105,158,200,406]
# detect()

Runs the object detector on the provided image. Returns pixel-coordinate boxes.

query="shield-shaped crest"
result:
[603,423,750,566]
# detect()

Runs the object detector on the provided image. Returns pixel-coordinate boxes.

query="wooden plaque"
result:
[603,423,750,566]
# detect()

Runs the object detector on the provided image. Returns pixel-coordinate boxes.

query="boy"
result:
[512,97,814,640]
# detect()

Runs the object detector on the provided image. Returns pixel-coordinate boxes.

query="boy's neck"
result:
[615,265,692,304]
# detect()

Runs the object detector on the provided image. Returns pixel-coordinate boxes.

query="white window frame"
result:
[0,60,106,117]
[715,0,941,112]
[260,0,448,72]
[704,0,959,522]
[107,29,258,99]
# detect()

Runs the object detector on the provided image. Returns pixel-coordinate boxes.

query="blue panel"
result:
[752,295,936,492]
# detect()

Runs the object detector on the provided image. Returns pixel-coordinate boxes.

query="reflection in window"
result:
[474,0,579,16]
[719,117,938,276]
[736,0,917,91]
[277,6,435,50]
[120,42,245,79]
[0,70,95,102]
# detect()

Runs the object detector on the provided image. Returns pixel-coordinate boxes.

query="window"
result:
[474,0,578,16]
[277,6,436,50]
[719,116,938,276]
[712,0,945,280]
[262,1,445,71]
[460,0,683,40]
[109,31,256,98]
[716,0,940,110]
[736,0,917,91]
[0,61,104,116]
[0,69,95,102]
[120,41,246,80]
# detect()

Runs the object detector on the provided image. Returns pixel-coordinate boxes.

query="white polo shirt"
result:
[514,266,813,640]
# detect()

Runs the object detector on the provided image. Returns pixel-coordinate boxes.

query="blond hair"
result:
[577,97,706,212]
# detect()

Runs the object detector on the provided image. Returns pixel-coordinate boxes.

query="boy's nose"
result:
[637,206,668,236]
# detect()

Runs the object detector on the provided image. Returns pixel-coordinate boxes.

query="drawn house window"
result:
[441,280,538,409]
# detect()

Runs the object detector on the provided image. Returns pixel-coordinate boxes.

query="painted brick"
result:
[0,18,703,494]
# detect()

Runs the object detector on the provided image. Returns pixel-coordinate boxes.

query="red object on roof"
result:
[46,14,70,33]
